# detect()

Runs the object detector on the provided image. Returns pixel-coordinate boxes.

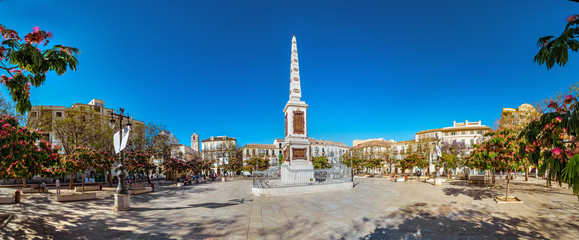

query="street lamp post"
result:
[109,108,132,210]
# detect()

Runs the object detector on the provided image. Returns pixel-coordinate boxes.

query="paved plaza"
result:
[0,177,578,239]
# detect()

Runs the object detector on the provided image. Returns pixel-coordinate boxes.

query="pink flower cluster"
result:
[24,26,53,46]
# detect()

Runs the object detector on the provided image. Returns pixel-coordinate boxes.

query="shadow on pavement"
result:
[359,203,552,240]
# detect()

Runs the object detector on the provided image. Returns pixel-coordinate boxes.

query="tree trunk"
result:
[506,174,510,199]
[146,170,151,184]
[524,165,529,182]
[69,173,74,189]
[22,178,27,188]
[82,172,85,193]
[109,171,113,187]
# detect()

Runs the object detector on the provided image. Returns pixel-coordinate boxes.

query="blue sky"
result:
[1,0,578,147]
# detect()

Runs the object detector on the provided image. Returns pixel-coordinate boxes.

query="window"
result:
[31,112,37,118]
[444,132,448,136]
[477,131,483,134]
[470,139,474,145]
[461,139,466,144]
[93,106,100,112]
[266,150,269,155]
[470,131,474,134]
[56,112,63,117]
[461,131,466,135]
[246,149,249,155]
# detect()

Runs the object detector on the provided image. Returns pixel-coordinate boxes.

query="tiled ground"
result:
[0,176,578,239]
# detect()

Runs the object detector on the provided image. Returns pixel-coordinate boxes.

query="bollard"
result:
[405,176,408,182]
[99,183,102,190]
[151,183,154,192]
[14,189,20,203]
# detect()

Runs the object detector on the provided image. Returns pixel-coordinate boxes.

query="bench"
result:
[21,188,49,193]
[469,175,486,183]
[130,183,144,190]
[74,186,101,192]
[130,187,153,195]
[56,193,97,202]
[0,196,14,204]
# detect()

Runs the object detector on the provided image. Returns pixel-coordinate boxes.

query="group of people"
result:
[34,179,61,194]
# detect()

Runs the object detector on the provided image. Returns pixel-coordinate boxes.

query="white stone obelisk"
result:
[281,35,313,184]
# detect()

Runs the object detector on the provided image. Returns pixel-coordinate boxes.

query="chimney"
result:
[453,120,456,127]
[466,120,468,125]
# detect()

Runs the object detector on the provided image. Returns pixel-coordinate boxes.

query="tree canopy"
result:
[1,24,79,114]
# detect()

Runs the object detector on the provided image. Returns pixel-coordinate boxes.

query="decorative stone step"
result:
[130,187,152,195]
[74,186,100,192]
[56,193,97,202]
[0,197,14,204]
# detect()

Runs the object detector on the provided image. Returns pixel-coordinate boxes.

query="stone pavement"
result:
[0,177,578,239]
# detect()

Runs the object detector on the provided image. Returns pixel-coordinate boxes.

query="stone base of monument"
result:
[253,182,353,196]
[434,178,443,186]
[114,194,130,211]
[281,160,314,185]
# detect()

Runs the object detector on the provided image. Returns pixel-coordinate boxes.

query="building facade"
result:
[28,98,144,154]
[201,136,237,173]
[499,103,539,130]
[415,120,492,174]
[310,138,350,164]
[242,143,279,166]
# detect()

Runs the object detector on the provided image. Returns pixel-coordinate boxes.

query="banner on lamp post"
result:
[114,126,131,154]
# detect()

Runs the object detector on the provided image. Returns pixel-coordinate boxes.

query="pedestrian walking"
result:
[41,181,46,193]
[56,179,61,194]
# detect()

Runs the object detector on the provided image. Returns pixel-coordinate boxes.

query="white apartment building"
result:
[310,138,351,164]
[415,120,492,174]
[201,136,237,174]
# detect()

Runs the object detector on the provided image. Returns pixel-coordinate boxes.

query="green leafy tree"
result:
[0,114,61,187]
[313,156,331,169]
[93,151,115,187]
[0,24,79,114]
[244,157,270,173]
[125,150,155,184]
[440,140,468,179]
[521,94,579,198]
[534,14,579,70]
[364,158,383,175]
[62,146,98,192]
[399,154,428,177]
[467,130,522,199]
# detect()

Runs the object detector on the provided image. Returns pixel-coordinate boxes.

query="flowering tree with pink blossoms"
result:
[0,114,60,187]
[521,94,579,198]
[0,24,79,114]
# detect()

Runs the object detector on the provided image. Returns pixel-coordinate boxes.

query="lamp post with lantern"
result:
[109,108,132,210]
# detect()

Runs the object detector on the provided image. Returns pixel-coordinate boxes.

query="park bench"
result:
[130,183,144,190]
[56,193,97,202]
[130,187,152,195]
[469,175,485,184]
[21,187,49,193]
[74,186,101,192]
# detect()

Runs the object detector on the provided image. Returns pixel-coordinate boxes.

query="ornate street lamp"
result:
[109,108,132,196]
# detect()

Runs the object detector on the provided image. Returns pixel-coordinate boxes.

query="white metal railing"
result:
[253,165,352,188]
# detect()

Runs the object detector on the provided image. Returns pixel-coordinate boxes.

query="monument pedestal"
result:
[114,194,130,211]
[281,160,314,185]
[434,177,442,186]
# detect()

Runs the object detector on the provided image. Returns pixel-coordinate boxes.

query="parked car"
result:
[242,171,251,177]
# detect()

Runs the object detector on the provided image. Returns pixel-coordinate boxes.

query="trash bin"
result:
[151,183,154,192]
[14,189,20,203]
